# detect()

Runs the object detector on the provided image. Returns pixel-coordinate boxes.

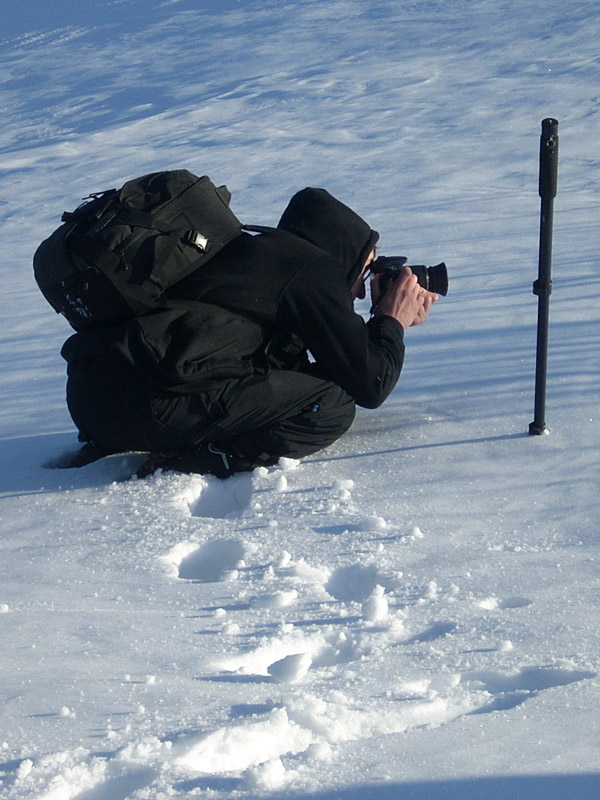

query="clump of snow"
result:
[477,596,500,610]
[357,514,387,531]
[325,563,385,602]
[361,584,389,622]
[278,458,300,471]
[274,475,288,492]
[498,639,515,652]
[243,756,288,791]
[267,652,313,683]
[275,550,292,568]
[424,580,439,600]
[332,479,354,492]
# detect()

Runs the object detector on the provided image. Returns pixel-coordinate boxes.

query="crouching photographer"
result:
[60,185,443,478]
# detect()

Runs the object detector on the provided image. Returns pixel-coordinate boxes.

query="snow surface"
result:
[1,0,599,797]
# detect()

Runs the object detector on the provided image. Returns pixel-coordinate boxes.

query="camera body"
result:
[372,256,448,297]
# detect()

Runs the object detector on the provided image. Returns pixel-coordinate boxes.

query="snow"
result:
[1,0,599,797]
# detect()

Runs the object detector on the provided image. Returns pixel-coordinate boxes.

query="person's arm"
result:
[277,258,406,408]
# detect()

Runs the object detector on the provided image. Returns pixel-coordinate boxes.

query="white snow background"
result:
[1,0,599,797]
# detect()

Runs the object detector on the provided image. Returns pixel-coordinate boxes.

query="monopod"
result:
[529,117,559,436]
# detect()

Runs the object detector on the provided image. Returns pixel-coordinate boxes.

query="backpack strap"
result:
[241,224,279,235]
[61,190,119,225]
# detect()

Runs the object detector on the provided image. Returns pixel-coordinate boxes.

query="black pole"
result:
[529,118,559,435]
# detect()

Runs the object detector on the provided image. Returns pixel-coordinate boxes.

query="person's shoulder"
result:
[251,227,325,259]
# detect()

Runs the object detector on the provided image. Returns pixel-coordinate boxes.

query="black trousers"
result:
[66,354,356,465]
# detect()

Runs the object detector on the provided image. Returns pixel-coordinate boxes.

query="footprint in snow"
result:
[463,664,596,694]
[476,596,533,610]
[191,473,253,519]
[178,539,246,581]
[404,620,458,644]
[464,664,596,715]
[499,596,533,609]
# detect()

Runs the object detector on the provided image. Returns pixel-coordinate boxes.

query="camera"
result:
[372,256,449,296]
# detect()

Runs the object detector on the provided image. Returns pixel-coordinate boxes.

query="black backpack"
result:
[33,170,246,331]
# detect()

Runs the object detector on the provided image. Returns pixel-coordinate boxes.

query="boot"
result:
[66,442,105,468]
[136,443,256,480]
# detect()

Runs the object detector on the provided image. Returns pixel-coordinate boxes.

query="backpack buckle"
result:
[184,230,209,251]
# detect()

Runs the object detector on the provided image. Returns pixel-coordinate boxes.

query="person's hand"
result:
[371,266,437,329]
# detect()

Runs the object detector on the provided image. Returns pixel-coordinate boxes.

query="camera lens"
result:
[411,262,448,296]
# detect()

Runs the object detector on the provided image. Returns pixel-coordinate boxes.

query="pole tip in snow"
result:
[529,420,548,436]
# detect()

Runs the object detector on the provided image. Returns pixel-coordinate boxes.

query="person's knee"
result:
[313,384,356,435]
[280,386,356,456]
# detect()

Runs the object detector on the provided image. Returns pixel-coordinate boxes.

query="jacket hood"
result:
[277,188,379,287]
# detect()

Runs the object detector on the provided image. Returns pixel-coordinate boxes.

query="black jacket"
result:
[62,188,405,409]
